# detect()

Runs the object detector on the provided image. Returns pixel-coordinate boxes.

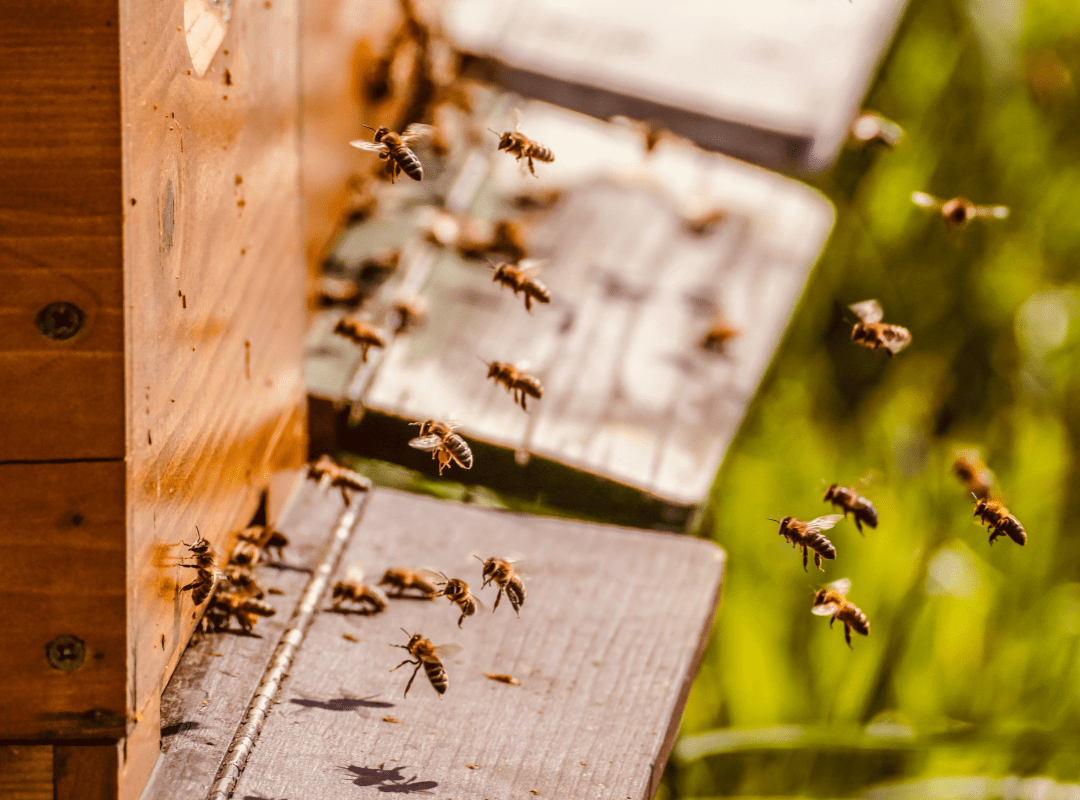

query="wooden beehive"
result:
[0,1,306,796]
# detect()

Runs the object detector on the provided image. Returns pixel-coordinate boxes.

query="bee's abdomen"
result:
[528,143,555,163]
[392,147,424,181]
[506,576,526,611]
[806,532,836,560]
[856,502,879,529]
[844,607,870,636]
[423,660,448,694]
[1004,516,1027,545]
[445,433,474,469]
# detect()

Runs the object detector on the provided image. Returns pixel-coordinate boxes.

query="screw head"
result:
[46,635,86,671]
[36,302,84,340]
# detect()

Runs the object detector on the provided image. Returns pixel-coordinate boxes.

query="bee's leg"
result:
[802,547,808,572]
[340,484,352,506]
[457,611,465,629]
[854,517,863,534]
[403,661,423,698]
[493,587,504,611]
[510,594,521,617]
[527,157,536,176]
[829,616,835,629]
[844,624,852,649]
[814,553,823,571]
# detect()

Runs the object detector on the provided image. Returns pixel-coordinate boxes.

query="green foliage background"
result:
[665,0,1080,796]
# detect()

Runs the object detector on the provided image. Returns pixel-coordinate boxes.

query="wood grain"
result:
[141,471,364,800]
[0,0,124,460]
[233,488,724,800]
[0,745,53,800]
[54,742,119,800]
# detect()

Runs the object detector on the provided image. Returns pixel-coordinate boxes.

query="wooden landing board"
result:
[140,471,365,800]
[310,99,833,513]
[232,488,724,800]
[445,0,909,173]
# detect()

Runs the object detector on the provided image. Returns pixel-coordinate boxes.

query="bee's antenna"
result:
[477,356,493,369]
[473,554,486,564]
[766,517,780,523]
[487,127,500,136]
[362,124,376,131]
[400,627,410,637]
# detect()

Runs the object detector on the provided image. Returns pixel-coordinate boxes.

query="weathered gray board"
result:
[444,0,909,173]
[308,101,833,518]
[232,488,725,800]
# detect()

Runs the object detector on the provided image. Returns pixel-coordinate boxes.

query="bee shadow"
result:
[263,562,313,574]
[325,606,383,616]
[292,696,394,711]
[341,765,438,794]
[161,721,200,737]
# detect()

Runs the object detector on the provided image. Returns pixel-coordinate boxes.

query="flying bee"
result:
[483,361,543,411]
[349,123,435,182]
[333,317,386,363]
[823,484,878,534]
[475,556,525,616]
[610,115,670,154]
[770,515,841,571]
[316,275,362,307]
[849,112,904,148]
[454,218,528,263]
[849,299,912,357]
[953,449,996,500]
[391,295,428,334]
[701,318,740,354]
[684,207,729,237]
[911,191,1009,226]
[811,578,870,648]
[378,567,439,599]
[260,528,289,562]
[310,454,372,505]
[180,528,218,605]
[511,188,562,211]
[408,419,473,475]
[390,630,461,698]
[331,564,389,614]
[973,497,1027,546]
[204,591,276,633]
[491,260,551,312]
[434,573,481,628]
[340,173,379,225]
[490,110,554,176]
[222,564,266,599]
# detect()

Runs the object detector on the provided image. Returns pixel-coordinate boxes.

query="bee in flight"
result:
[310,454,372,505]
[333,317,386,363]
[811,578,870,648]
[391,295,428,335]
[911,192,1009,226]
[180,528,219,605]
[700,315,740,355]
[770,515,841,571]
[823,483,878,534]
[973,496,1027,546]
[475,556,525,616]
[849,299,911,357]
[434,573,482,628]
[408,419,474,475]
[491,260,551,312]
[490,110,554,176]
[953,449,996,500]
[331,564,389,614]
[390,630,460,697]
[349,124,435,182]
[378,567,439,599]
[483,361,543,411]
[849,112,904,148]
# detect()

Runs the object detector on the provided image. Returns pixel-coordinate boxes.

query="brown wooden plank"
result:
[55,742,119,800]
[233,488,724,800]
[140,469,368,800]
[0,745,53,800]
[0,461,126,739]
[0,0,124,460]
[120,0,308,722]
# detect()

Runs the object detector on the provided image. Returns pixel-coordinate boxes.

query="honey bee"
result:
[823,484,878,534]
[849,112,904,148]
[333,317,386,363]
[378,567,439,599]
[684,207,729,237]
[973,497,1027,546]
[475,556,525,616]
[849,299,912,357]
[770,515,841,571]
[180,529,218,605]
[911,192,1009,226]
[223,564,267,599]
[316,276,362,307]
[811,578,870,648]
[310,454,372,505]
[391,295,428,334]
[484,361,543,411]
[700,318,740,354]
[491,260,551,312]
[434,573,481,628]
[390,630,461,698]
[260,528,289,562]
[349,124,435,182]
[203,591,276,633]
[511,188,562,211]
[230,526,264,567]
[331,564,389,614]
[340,174,379,225]
[953,449,996,500]
[490,110,554,176]
[454,219,528,263]
[610,115,670,154]
[408,419,474,475]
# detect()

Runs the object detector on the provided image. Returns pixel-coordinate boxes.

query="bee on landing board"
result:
[310,454,372,505]
[823,484,878,534]
[391,295,428,334]
[378,567,439,599]
[491,260,551,312]
[849,112,904,148]
[483,361,543,411]
[770,515,841,571]
[849,299,912,357]
[349,124,435,182]
[180,528,219,605]
[331,564,389,614]
[408,419,473,475]
[390,630,460,698]
[202,591,276,633]
[475,556,525,616]
[333,317,386,363]
[434,573,481,628]
[953,449,996,500]
[222,564,267,600]
[973,497,1027,546]
[911,192,1009,226]
[811,578,870,648]
[490,110,554,176]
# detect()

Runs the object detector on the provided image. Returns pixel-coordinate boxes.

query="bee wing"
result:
[344,563,366,583]
[516,258,547,274]
[433,643,463,658]
[811,602,842,616]
[349,140,388,153]
[511,107,524,132]
[806,514,843,533]
[853,470,883,492]
[400,123,436,147]
[911,191,943,210]
[975,204,1010,219]
[408,434,445,452]
[827,578,851,596]
[849,299,884,324]
[882,327,912,354]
